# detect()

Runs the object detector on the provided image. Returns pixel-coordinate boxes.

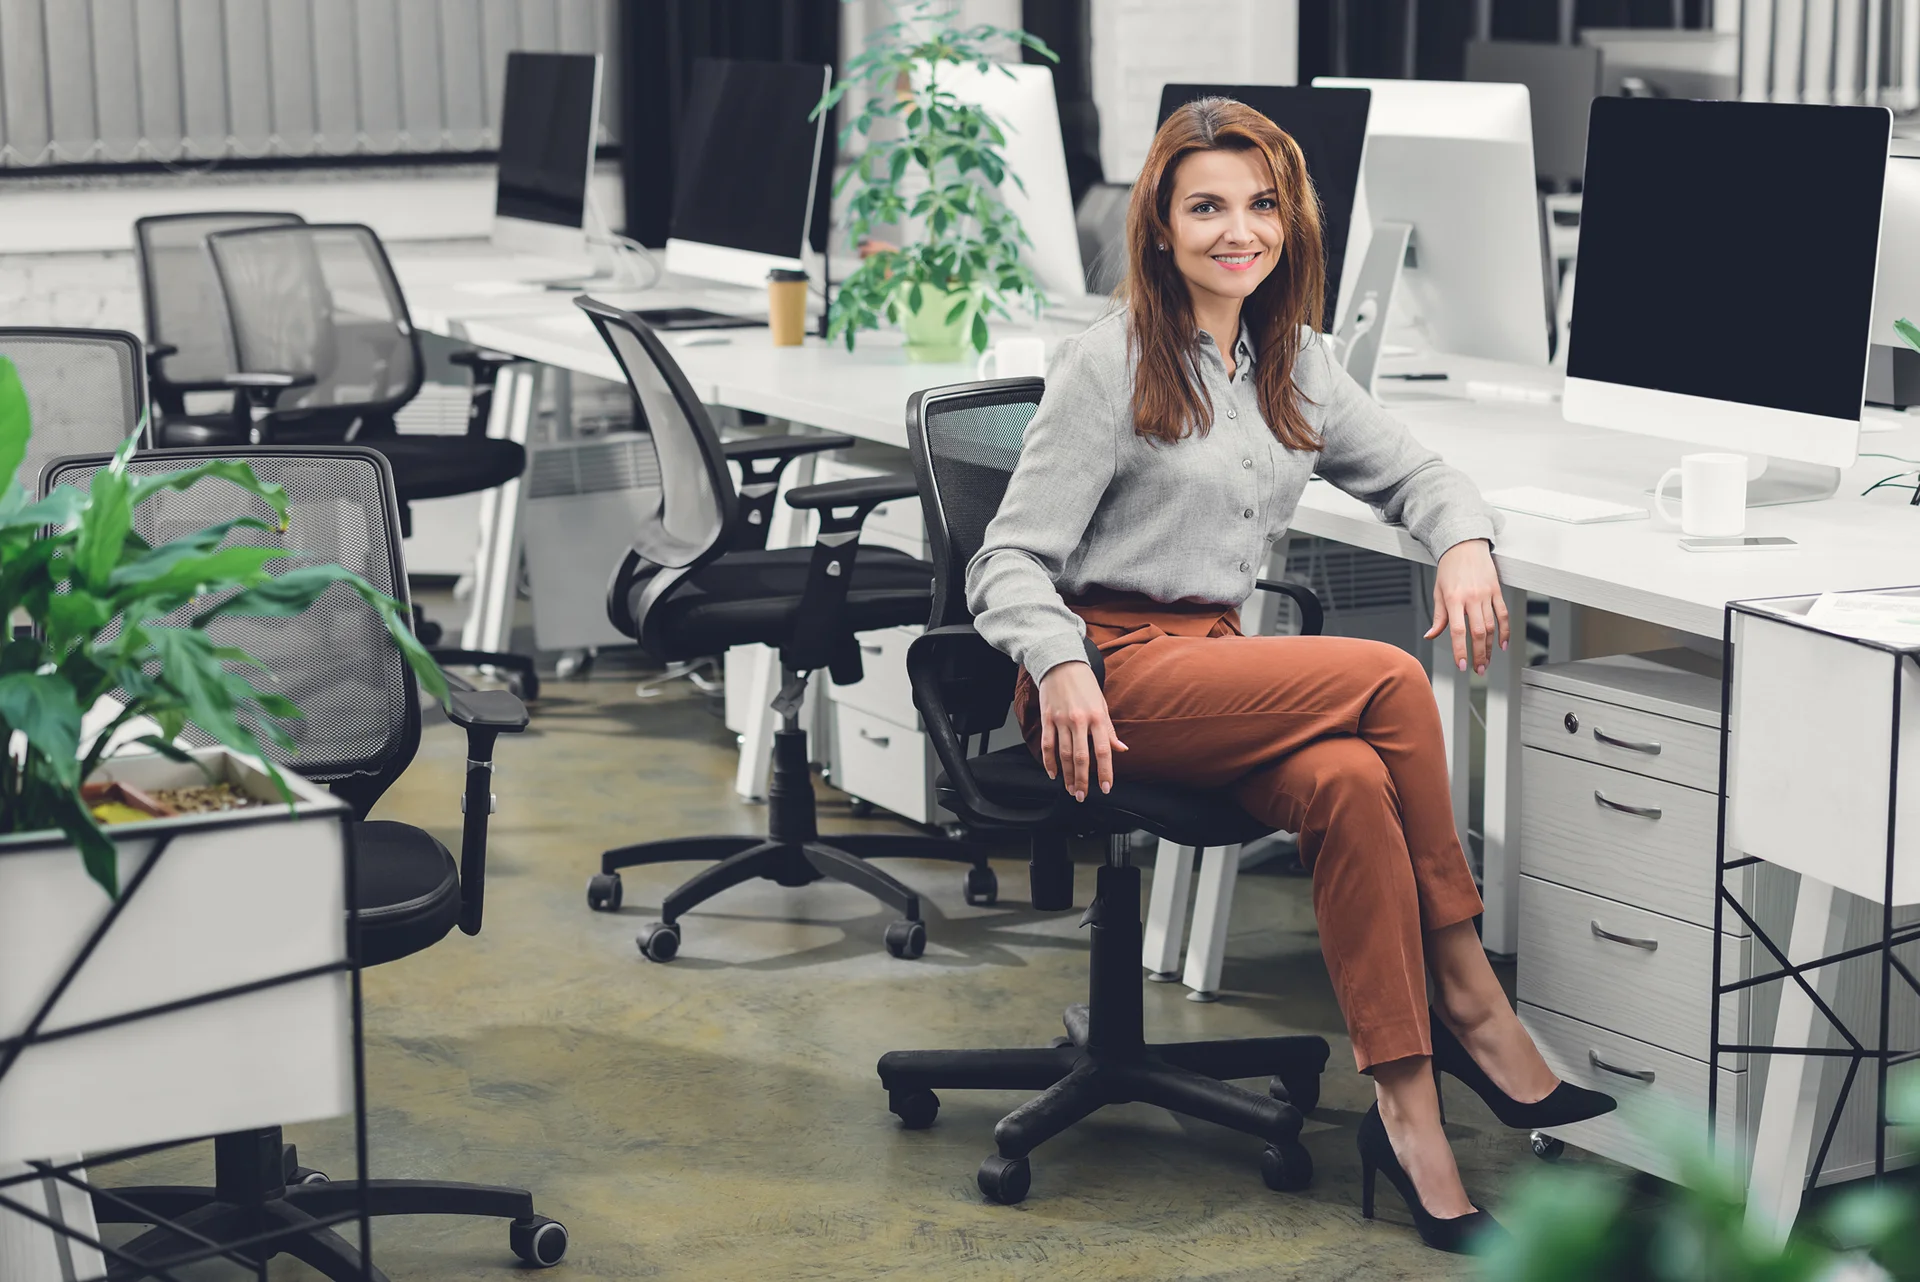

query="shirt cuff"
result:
[1421,510,1502,562]
[1022,632,1095,685]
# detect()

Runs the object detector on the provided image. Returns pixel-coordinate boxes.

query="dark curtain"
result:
[618,0,840,249]
[1021,0,1102,205]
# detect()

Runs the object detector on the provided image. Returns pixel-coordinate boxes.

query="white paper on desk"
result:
[1802,592,1920,644]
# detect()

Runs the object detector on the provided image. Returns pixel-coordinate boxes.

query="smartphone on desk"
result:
[1679,536,1798,552]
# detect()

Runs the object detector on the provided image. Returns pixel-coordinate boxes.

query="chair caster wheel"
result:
[1269,1072,1320,1117]
[1260,1141,1313,1192]
[1531,1131,1565,1161]
[848,798,875,818]
[963,864,998,907]
[884,919,926,959]
[637,922,680,962]
[977,1154,1031,1205]
[288,1166,329,1185]
[586,873,623,912]
[889,1088,939,1130]
[510,1215,568,1267]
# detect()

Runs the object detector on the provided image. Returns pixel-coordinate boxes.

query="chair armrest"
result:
[449,350,516,437]
[449,347,517,374]
[785,473,918,512]
[145,341,179,361]
[1254,576,1326,637]
[722,433,856,463]
[907,625,1056,829]
[216,372,318,442]
[444,684,529,937]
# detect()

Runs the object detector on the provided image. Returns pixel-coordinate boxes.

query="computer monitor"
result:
[1313,78,1551,368]
[1580,29,1740,101]
[940,62,1085,304]
[1463,40,1603,189]
[664,58,830,289]
[492,52,604,263]
[1157,84,1371,333]
[1564,97,1888,502]
[1867,146,1920,409]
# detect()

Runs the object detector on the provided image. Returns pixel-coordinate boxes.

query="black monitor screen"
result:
[1569,97,1888,422]
[670,59,828,259]
[1157,84,1371,332]
[495,52,600,229]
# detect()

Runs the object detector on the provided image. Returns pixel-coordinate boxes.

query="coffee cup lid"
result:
[768,267,809,282]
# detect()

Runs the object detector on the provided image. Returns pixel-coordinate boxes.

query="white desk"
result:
[389,240,1920,957]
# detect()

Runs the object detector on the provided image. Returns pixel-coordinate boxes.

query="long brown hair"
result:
[1124,96,1326,449]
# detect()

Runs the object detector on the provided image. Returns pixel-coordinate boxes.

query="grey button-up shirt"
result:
[965,308,1500,682]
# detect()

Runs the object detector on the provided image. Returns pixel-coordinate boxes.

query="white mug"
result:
[1655,452,1747,536]
[976,336,1047,380]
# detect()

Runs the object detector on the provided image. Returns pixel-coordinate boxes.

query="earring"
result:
[1157,242,1167,250]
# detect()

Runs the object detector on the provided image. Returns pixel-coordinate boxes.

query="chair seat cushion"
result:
[950,745,1276,849]
[364,436,528,503]
[646,546,932,659]
[351,819,461,967]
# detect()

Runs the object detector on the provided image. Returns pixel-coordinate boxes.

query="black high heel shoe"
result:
[1357,1104,1502,1254]
[1429,1007,1616,1129]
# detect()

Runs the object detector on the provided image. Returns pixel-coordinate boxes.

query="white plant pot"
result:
[0,747,355,1168]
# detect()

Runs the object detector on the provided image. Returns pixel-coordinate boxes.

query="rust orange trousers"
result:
[1013,591,1484,1072]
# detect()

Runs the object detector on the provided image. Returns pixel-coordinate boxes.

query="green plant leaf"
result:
[73,462,132,589]
[45,787,118,898]
[970,312,989,353]
[127,460,288,532]
[0,670,84,788]
[1897,317,1920,356]
[0,356,30,493]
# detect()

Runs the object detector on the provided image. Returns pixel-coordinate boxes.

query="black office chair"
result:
[575,296,993,961]
[876,377,1332,1205]
[0,328,149,489]
[133,210,309,446]
[201,221,537,698]
[41,446,562,1280]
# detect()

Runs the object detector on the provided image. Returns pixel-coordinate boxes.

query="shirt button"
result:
[1226,408,1238,419]
[1239,560,1251,572]
[1242,508,1254,519]
[1242,458,1253,469]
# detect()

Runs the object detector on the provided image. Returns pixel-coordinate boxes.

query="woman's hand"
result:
[1424,539,1509,675]
[1038,660,1127,803]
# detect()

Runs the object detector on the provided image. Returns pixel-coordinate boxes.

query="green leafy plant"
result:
[1479,1075,1920,1281]
[814,0,1056,354]
[1897,317,1920,356]
[0,354,447,897]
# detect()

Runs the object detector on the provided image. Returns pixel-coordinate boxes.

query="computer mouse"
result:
[676,333,733,348]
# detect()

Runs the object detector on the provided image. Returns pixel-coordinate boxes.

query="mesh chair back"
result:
[134,212,305,391]
[0,328,148,493]
[576,298,735,568]
[906,378,1045,629]
[205,223,423,424]
[1075,182,1132,295]
[39,447,419,790]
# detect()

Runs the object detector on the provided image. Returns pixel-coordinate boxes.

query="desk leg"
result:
[1143,840,1196,977]
[1181,844,1242,1000]
[1481,585,1527,957]
[1429,647,1474,868]
[1745,873,1847,1243]
[461,363,536,654]
[1547,598,1582,664]
[733,449,818,801]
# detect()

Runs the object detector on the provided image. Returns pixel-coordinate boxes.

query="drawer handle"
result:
[857,728,891,747]
[1593,790,1661,820]
[1590,919,1659,951]
[1588,1049,1655,1084]
[1593,727,1661,755]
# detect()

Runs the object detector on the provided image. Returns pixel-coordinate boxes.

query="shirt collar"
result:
[1195,322,1257,374]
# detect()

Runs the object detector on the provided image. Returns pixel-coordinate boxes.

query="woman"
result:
[966,97,1615,1253]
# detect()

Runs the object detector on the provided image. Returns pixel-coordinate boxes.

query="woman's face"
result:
[1165,147,1284,315]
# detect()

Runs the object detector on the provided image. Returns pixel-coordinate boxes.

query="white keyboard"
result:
[1485,486,1648,525]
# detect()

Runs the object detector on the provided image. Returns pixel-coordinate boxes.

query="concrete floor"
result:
[105,647,1608,1281]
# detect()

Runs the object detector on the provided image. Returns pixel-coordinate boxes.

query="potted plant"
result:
[815,0,1055,361]
[0,351,446,1169]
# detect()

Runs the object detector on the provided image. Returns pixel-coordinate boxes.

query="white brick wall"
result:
[0,251,142,333]
[1091,0,1300,183]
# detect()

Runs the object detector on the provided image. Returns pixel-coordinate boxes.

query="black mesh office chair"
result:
[576,296,992,961]
[876,378,1332,1205]
[41,446,560,1280]
[0,328,149,489]
[133,210,309,445]
[202,221,536,698]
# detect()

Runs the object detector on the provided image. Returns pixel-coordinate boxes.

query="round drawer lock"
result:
[1563,712,1580,734]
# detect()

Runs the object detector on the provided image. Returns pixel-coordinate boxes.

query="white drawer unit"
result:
[831,702,944,827]
[829,625,921,729]
[1520,686,1720,792]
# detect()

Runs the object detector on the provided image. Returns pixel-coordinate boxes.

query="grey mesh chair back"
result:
[905,378,1045,630]
[134,211,306,397]
[39,447,420,799]
[575,297,736,568]
[0,328,148,493]
[205,223,424,427]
